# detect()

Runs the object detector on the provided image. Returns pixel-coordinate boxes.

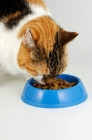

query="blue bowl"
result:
[21,74,88,108]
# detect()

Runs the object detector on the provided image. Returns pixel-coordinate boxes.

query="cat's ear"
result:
[62,30,78,45]
[23,28,35,48]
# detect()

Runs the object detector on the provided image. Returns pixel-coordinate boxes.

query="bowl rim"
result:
[27,74,81,91]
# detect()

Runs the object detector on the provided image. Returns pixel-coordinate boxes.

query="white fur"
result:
[0,4,51,82]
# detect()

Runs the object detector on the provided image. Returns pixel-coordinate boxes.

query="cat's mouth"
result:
[41,75,56,84]
[34,75,57,85]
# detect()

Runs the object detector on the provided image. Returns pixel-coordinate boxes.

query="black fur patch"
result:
[47,31,64,75]
[0,0,32,29]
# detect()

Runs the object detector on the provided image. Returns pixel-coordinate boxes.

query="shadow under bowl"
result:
[21,74,88,108]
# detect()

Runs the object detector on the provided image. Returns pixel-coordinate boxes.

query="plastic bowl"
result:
[21,74,88,108]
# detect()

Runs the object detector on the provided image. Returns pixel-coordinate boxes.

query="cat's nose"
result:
[42,75,55,84]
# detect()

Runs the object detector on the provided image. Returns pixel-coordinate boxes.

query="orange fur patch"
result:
[18,16,58,52]
[27,0,47,10]
[18,44,38,76]
[18,43,49,76]
[18,16,58,75]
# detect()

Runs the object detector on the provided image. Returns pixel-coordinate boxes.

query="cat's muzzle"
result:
[42,75,56,84]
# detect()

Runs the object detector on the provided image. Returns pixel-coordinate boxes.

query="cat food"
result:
[33,78,76,90]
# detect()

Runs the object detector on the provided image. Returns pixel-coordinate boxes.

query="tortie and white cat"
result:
[0,0,78,84]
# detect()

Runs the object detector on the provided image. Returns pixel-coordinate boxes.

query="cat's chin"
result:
[36,80,45,85]
[23,71,45,84]
[33,75,45,85]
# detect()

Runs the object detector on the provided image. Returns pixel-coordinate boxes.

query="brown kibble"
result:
[33,78,76,90]
[37,85,42,88]
[33,83,38,86]
[50,86,54,89]
[60,85,66,89]
[67,82,75,88]
[41,85,49,89]
[63,80,70,86]
[52,82,59,89]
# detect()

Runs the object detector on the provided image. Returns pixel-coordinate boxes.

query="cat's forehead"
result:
[36,25,61,53]
[31,27,63,63]
[44,27,62,53]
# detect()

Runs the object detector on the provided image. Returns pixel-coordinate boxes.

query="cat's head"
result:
[18,16,78,84]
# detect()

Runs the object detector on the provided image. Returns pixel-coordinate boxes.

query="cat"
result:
[0,0,78,84]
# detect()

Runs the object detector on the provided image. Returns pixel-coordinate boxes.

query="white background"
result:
[0,0,92,140]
